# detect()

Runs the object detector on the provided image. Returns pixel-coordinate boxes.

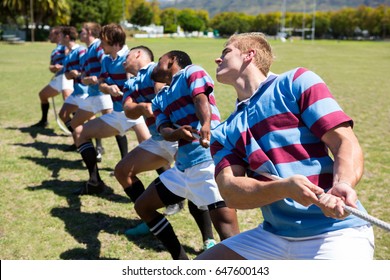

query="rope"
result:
[257,172,390,232]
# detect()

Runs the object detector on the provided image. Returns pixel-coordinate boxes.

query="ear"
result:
[244,49,256,62]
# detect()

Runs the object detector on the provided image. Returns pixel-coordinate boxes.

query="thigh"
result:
[117,145,170,175]
[195,244,245,260]
[80,117,119,140]
[135,178,175,220]
[70,109,95,129]
[59,103,78,120]
[39,84,59,99]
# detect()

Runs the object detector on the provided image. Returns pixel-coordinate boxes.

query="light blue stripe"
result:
[302,98,342,128]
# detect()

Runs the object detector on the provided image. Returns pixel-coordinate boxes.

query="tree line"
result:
[1,0,389,40]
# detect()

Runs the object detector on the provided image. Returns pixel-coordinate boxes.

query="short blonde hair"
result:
[226,32,274,76]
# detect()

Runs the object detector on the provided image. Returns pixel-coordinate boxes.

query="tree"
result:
[210,12,254,37]
[69,0,122,27]
[1,0,70,41]
[177,9,207,32]
[160,8,180,33]
[130,3,153,26]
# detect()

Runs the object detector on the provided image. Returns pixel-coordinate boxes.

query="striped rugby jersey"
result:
[152,65,220,171]
[83,39,105,96]
[99,45,129,112]
[211,67,369,237]
[50,44,66,77]
[63,44,88,95]
[122,62,159,137]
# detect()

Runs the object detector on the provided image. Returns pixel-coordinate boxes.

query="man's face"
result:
[79,28,88,44]
[151,54,173,84]
[100,38,113,55]
[49,29,59,43]
[215,43,244,85]
[123,50,137,74]
[58,32,66,46]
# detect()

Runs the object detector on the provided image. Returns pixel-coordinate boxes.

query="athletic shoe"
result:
[203,239,217,251]
[73,181,106,195]
[163,201,184,216]
[96,147,105,162]
[124,222,150,237]
[30,120,48,128]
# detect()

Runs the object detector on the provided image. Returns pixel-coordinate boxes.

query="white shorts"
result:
[49,74,74,91]
[64,93,88,106]
[222,224,375,260]
[100,110,145,136]
[138,137,178,164]
[79,94,113,114]
[159,160,224,208]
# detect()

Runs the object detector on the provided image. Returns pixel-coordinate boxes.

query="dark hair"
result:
[100,23,126,47]
[167,50,192,68]
[130,45,154,61]
[61,26,78,41]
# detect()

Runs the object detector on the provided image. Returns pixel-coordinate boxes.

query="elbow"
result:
[218,187,241,209]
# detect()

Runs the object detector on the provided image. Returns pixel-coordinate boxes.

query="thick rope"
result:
[257,172,390,232]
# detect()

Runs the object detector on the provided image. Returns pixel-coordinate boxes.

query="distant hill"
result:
[157,0,389,17]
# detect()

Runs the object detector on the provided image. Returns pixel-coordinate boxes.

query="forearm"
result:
[124,102,148,119]
[98,82,111,95]
[323,124,364,188]
[216,166,286,209]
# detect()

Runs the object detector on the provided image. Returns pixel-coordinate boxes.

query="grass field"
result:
[0,37,389,260]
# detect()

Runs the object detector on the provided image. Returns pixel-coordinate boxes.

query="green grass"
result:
[0,38,389,260]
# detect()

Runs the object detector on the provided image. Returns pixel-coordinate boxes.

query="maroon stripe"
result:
[266,143,328,164]
[293,67,308,81]
[299,83,334,112]
[310,111,352,139]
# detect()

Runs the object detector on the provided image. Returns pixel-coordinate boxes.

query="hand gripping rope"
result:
[257,172,390,232]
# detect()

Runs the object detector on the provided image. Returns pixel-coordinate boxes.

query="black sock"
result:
[124,180,145,202]
[95,138,102,150]
[78,141,101,184]
[115,135,128,158]
[147,213,188,260]
[41,103,50,122]
[65,120,74,132]
[188,200,214,242]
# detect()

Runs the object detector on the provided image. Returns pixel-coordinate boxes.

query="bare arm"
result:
[98,79,122,97]
[49,64,63,74]
[321,122,364,208]
[193,93,212,147]
[123,97,153,119]
[216,165,324,209]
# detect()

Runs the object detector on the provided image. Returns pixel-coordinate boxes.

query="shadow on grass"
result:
[15,141,77,158]
[26,179,177,259]
[26,179,130,204]
[6,125,69,139]
[21,156,84,178]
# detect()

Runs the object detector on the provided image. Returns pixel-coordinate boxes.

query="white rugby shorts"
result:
[49,74,73,91]
[64,93,88,106]
[221,224,374,260]
[79,94,113,114]
[138,137,178,164]
[99,110,146,136]
[159,160,224,208]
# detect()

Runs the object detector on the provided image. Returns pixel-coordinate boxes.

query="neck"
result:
[234,69,267,101]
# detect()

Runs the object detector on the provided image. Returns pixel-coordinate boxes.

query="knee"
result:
[73,126,84,145]
[114,160,130,182]
[58,110,67,123]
